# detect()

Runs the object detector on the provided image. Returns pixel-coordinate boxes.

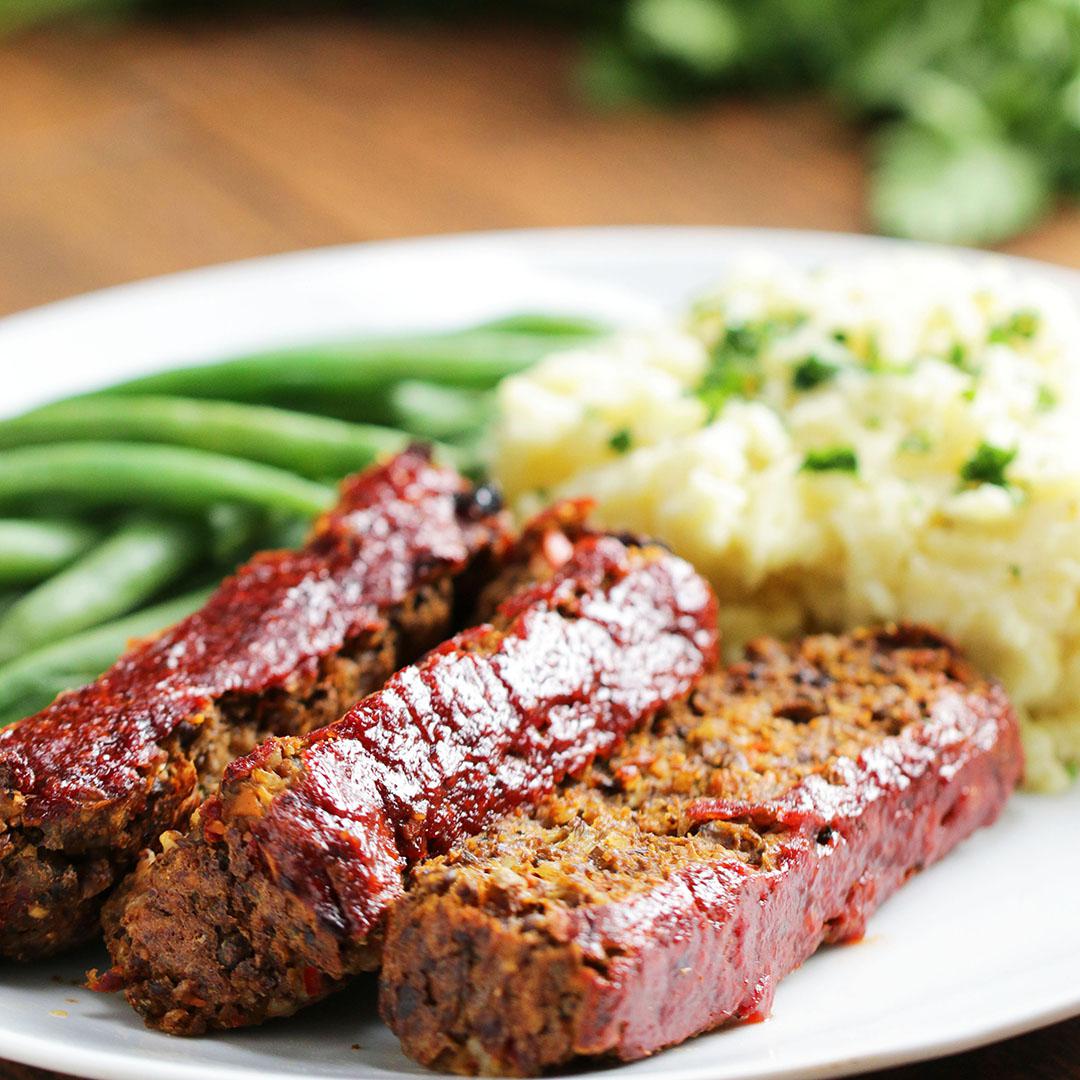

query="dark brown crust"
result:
[98,507,603,1032]
[4,587,448,962]
[99,521,718,1035]
[378,626,1023,1076]
[99,739,346,1030]
[0,448,508,960]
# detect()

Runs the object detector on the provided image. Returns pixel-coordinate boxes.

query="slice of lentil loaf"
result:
[0,445,508,961]
[98,516,718,1035]
[379,625,1023,1076]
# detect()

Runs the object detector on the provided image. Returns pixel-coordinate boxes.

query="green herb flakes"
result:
[960,442,1017,487]
[989,310,1041,344]
[860,335,911,376]
[1037,385,1059,412]
[945,342,980,375]
[608,427,633,454]
[695,318,792,417]
[801,447,858,474]
[792,355,839,391]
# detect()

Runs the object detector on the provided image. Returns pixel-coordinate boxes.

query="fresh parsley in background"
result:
[5,0,1080,246]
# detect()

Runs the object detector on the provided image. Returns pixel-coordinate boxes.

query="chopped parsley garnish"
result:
[989,310,1040,344]
[696,327,763,418]
[1008,563,1022,580]
[899,430,932,454]
[801,446,858,474]
[792,355,839,391]
[1037,384,1058,412]
[608,427,633,454]
[697,365,761,419]
[724,324,766,354]
[944,342,980,374]
[696,314,803,418]
[860,335,913,375]
[1067,761,1080,781]
[959,442,1017,487]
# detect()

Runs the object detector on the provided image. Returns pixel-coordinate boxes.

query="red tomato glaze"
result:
[0,445,506,824]
[218,534,720,943]
[568,685,1023,1062]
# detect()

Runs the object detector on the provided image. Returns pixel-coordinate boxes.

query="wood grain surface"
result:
[0,15,1078,1079]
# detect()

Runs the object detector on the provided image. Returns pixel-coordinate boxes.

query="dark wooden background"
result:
[1,16,1078,1078]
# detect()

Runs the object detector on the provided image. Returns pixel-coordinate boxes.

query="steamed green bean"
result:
[0,310,607,721]
[0,397,421,479]
[0,518,99,586]
[0,514,203,664]
[0,443,335,518]
[0,586,214,722]
[388,382,494,441]
[474,313,608,337]
[89,329,593,405]
[257,513,312,552]
[207,503,268,566]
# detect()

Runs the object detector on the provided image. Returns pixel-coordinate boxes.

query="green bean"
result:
[473,313,609,337]
[0,443,335,518]
[388,382,495,441]
[0,586,214,722]
[447,426,495,480]
[88,329,589,405]
[257,513,312,552]
[0,518,99,586]
[207,504,268,566]
[0,397,424,480]
[0,495,97,520]
[0,514,204,664]
[0,669,104,730]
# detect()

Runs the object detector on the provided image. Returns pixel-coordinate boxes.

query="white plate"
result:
[1,227,1078,1080]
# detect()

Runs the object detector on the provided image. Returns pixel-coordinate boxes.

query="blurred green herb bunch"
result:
[7,0,1080,245]
[586,0,1080,245]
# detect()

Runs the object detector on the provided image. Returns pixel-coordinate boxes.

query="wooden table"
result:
[0,16,1077,1079]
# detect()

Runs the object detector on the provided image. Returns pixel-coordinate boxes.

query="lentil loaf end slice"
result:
[379,625,1022,1076]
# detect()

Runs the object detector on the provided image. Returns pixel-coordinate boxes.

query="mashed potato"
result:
[494,253,1080,792]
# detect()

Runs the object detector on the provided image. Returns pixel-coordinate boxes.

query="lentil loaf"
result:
[0,446,507,961]
[379,625,1023,1076]
[99,520,718,1034]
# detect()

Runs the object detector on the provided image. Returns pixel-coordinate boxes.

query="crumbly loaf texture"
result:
[96,529,579,1033]
[0,582,451,961]
[100,527,717,1035]
[0,447,506,961]
[379,626,1022,1076]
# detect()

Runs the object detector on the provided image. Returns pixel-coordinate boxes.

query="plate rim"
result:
[5,223,1080,334]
